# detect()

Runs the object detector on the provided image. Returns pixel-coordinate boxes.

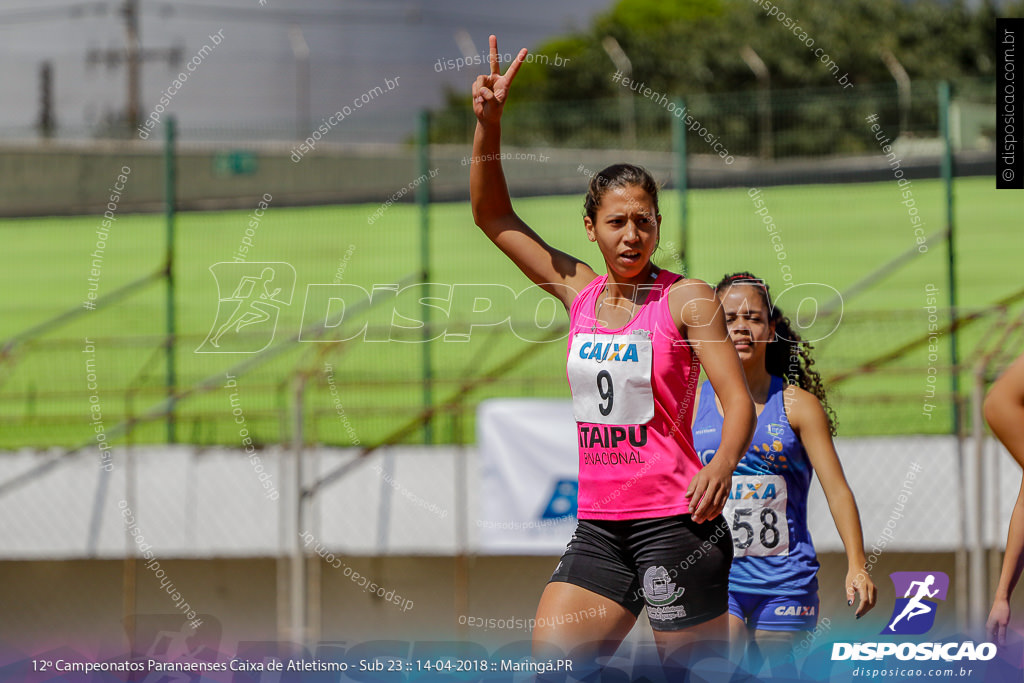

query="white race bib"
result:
[723,475,789,557]
[567,333,654,425]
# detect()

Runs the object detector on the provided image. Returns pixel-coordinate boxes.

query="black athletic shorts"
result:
[549,514,733,631]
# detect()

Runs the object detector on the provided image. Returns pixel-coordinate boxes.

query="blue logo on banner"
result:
[883,571,950,635]
[541,480,578,519]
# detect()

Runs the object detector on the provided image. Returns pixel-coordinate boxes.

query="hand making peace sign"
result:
[472,35,528,126]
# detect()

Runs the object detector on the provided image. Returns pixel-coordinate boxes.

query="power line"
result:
[141,2,554,31]
[0,2,110,24]
[418,7,570,32]
[143,2,419,25]
[0,1,573,32]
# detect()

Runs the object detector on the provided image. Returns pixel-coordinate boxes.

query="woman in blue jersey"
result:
[691,272,876,672]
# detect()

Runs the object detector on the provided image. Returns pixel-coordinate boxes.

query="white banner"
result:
[477,399,579,554]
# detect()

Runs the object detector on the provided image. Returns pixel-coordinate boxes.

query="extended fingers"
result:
[488,35,528,82]
[853,579,877,617]
[503,48,529,84]
[489,34,500,76]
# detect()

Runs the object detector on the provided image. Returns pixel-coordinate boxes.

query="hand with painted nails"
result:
[847,568,877,619]
[472,35,528,127]
[686,457,733,524]
[987,599,1010,645]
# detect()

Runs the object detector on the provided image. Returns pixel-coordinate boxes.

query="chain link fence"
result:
[1,78,1009,456]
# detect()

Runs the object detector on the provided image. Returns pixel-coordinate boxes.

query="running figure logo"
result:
[128,613,221,682]
[882,571,949,635]
[197,263,296,353]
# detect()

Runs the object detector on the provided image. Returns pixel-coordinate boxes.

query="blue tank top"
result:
[692,376,819,595]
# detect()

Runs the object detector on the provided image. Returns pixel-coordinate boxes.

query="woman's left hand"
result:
[847,568,877,618]
[687,458,733,524]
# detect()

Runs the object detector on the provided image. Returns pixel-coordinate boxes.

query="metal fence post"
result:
[672,99,689,275]
[939,82,960,435]
[939,81,971,629]
[291,374,307,645]
[417,110,433,444]
[970,360,989,631]
[164,116,177,444]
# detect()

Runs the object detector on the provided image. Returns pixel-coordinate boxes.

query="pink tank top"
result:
[566,270,702,520]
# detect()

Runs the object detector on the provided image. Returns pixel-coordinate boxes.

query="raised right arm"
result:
[469,36,596,309]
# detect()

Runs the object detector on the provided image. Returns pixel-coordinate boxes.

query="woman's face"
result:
[720,284,775,367]
[585,185,661,280]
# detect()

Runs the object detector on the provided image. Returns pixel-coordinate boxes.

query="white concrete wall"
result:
[0,433,1018,559]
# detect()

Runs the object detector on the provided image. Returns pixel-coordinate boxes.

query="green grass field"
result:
[1,175,1020,449]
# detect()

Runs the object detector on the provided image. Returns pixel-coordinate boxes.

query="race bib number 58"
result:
[567,333,654,425]
[724,475,789,557]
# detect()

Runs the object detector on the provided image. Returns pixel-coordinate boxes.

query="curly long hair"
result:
[716,272,838,435]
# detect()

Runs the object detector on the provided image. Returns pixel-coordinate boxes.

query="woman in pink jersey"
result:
[470,36,756,669]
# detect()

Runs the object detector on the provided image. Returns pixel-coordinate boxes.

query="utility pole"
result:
[86,0,180,130]
[741,46,772,160]
[881,48,911,137]
[602,36,636,148]
[123,0,140,129]
[38,61,55,138]
[287,26,311,140]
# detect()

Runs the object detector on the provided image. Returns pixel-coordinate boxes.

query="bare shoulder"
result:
[666,277,717,323]
[991,353,1024,400]
[782,382,826,430]
[667,276,715,301]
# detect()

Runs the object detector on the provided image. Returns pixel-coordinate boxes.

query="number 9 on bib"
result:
[567,333,654,425]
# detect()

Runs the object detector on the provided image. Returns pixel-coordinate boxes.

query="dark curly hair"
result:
[716,272,837,436]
